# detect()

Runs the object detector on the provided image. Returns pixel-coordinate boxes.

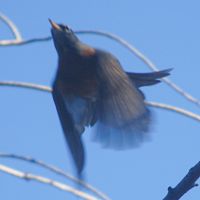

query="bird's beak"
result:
[49,19,61,31]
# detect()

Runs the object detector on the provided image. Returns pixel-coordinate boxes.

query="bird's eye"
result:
[64,26,70,31]
[60,24,70,32]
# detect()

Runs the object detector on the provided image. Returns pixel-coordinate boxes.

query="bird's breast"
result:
[55,55,98,98]
[55,75,98,99]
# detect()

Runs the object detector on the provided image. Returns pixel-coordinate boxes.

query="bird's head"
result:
[49,19,80,56]
[49,19,96,58]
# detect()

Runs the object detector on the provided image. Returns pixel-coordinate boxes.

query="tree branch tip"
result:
[187,183,198,191]
[189,162,200,173]
[167,186,173,192]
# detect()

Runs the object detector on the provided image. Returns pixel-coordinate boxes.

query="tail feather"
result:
[93,108,152,150]
[127,68,172,87]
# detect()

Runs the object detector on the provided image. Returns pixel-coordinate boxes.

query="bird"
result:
[49,19,171,176]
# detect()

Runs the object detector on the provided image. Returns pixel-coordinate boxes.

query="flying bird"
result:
[49,19,171,176]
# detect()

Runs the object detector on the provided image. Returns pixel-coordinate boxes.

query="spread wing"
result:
[92,50,152,149]
[52,85,85,175]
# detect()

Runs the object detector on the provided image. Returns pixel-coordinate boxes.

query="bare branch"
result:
[0,36,51,46]
[0,164,98,200]
[0,80,199,123]
[0,81,52,92]
[1,28,199,108]
[163,161,200,200]
[0,12,22,42]
[0,153,110,200]
[146,101,200,122]
[75,30,200,107]
[1,12,200,200]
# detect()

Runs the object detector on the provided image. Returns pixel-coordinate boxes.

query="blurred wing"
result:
[52,84,85,175]
[93,51,152,149]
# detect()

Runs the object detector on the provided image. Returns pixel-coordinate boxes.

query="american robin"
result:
[49,19,171,176]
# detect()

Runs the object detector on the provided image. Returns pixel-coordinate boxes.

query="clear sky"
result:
[1,1,200,199]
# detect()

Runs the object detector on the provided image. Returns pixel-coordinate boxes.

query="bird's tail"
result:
[127,68,172,87]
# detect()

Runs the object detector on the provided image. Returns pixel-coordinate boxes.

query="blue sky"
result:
[1,1,200,199]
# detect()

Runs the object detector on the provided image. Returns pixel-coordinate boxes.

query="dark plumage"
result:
[49,19,171,175]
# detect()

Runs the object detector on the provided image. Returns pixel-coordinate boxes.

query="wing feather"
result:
[93,50,152,149]
[52,84,85,174]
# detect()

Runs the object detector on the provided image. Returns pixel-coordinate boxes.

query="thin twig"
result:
[0,12,22,41]
[0,80,200,122]
[146,101,200,122]
[1,26,199,108]
[76,30,200,107]
[163,161,200,200]
[0,36,51,46]
[0,81,52,92]
[0,164,98,200]
[0,153,110,200]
